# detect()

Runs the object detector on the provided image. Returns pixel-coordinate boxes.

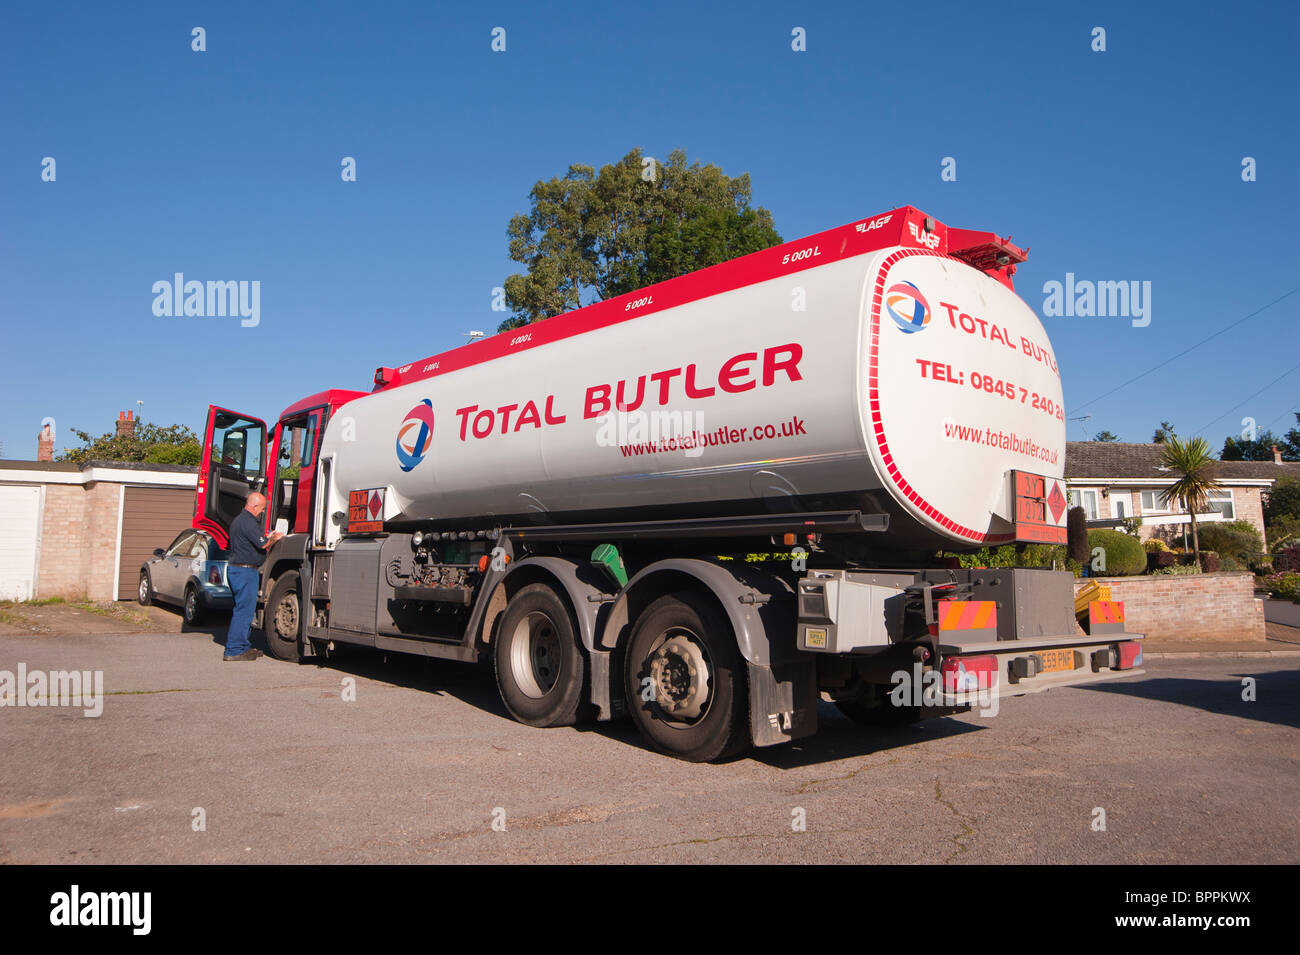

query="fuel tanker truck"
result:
[188,205,1142,761]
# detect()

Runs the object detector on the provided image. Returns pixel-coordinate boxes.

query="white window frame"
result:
[1207,489,1235,520]
[1140,489,1171,513]
[1069,488,1099,520]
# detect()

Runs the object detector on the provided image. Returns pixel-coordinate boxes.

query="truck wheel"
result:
[183,585,205,626]
[493,583,586,727]
[624,593,749,763]
[265,571,302,662]
[138,571,154,606]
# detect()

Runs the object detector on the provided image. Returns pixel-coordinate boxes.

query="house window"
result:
[1069,489,1098,520]
[1141,490,1170,513]
[1208,490,1235,519]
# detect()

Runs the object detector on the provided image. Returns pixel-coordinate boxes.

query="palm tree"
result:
[1160,435,1222,572]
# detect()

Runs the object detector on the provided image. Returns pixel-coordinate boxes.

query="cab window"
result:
[211,413,264,479]
[276,416,318,478]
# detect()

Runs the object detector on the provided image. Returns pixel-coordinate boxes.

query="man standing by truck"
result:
[223,492,283,661]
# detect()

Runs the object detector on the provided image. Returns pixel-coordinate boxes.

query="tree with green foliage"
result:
[500,148,781,330]
[1160,435,1222,572]
[1263,475,1300,549]
[1094,430,1120,442]
[57,422,202,466]
[1221,428,1299,461]
[1152,421,1177,443]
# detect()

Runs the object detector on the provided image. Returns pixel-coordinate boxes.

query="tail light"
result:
[940,655,998,693]
[1116,641,1143,669]
[209,565,222,585]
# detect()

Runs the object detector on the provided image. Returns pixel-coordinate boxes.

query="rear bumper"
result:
[198,584,234,610]
[935,632,1144,704]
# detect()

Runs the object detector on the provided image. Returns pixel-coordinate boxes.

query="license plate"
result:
[1038,649,1076,673]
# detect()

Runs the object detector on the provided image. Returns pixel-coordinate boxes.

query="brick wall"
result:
[1076,572,1266,643]
[35,482,122,600]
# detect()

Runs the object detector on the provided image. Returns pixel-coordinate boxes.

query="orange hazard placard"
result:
[347,488,384,534]
[1012,470,1068,544]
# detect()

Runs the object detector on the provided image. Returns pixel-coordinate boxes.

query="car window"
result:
[186,535,208,559]
[166,532,195,557]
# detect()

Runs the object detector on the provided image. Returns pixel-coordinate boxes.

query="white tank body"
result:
[318,223,1065,550]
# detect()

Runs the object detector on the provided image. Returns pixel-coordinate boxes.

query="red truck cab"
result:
[194,389,366,546]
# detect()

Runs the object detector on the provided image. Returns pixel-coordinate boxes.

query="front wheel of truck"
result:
[265,571,303,662]
[624,592,749,763]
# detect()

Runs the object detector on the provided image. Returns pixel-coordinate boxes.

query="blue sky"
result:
[2,0,1297,460]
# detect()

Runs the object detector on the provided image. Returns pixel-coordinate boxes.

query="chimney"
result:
[116,410,136,439]
[1272,445,1283,465]
[37,424,54,462]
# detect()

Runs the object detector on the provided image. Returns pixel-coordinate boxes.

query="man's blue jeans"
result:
[225,566,260,657]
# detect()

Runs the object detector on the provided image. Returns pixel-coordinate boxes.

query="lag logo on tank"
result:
[885,281,931,333]
[396,399,435,472]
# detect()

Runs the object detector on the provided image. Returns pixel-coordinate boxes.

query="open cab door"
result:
[195,405,268,548]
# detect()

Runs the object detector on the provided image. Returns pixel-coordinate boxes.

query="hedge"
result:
[1086,529,1147,576]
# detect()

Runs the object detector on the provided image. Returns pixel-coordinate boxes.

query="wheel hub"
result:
[275,593,298,637]
[510,611,561,698]
[649,632,711,721]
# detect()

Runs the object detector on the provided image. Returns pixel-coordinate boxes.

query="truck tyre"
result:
[138,570,154,607]
[265,571,302,662]
[624,592,749,763]
[493,583,586,727]
[183,584,205,626]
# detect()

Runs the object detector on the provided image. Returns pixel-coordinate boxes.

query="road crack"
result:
[934,779,975,863]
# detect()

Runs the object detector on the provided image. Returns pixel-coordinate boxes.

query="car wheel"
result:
[624,592,749,763]
[138,570,154,607]
[265,571,302,662]
[182,585,204,626]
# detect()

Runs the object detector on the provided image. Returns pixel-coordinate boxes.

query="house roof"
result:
[1065,442,1300,483]
[0,459,198,474]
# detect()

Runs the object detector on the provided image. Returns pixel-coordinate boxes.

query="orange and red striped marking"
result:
[937,600,998,631]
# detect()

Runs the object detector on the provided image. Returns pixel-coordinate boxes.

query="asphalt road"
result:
[1,628,1296,864]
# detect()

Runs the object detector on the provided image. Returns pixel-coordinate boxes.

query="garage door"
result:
[0,485,42,601]
[117,486,198,600]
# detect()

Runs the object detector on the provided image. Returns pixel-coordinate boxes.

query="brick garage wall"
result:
[35,482,122,601]
[1076,572,1266,643]
[84,482,122,601]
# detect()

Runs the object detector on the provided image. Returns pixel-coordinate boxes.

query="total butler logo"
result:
[885,281,931,333]
[396,399,435,472]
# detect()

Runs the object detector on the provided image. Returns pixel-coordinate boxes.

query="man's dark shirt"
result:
[227,509,270,567]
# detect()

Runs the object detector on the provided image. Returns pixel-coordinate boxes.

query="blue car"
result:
[138,529,233,625]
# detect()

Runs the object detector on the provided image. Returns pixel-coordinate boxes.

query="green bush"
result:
[1196,521,1263,567]
[1144,538,1172,553]
[1264,572,1300,603]
[1086,529,1147,576]
[945,544,1070,570]
[1151,564,1197,576]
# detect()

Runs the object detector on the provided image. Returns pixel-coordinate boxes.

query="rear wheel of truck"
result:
[624,593,749,763]
[493,583,586,727]
[265,571,302,662]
